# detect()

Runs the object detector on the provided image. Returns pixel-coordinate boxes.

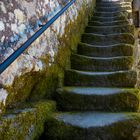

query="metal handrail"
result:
[0,0,75,74]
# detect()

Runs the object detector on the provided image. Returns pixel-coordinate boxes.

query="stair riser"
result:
[85,26,134,34]
[45,117,140,140]
[96,4,131,7]
[96,7,131,12]
[77,44,133,57]
[97,0,132,2]
[44,118,85,140]
[96,1,131,6]
[71,55,133,71]
[90,16,125,22]
[96,1,132,3]
[89,20,129,26]
[82,33,135,45]
[96,1,132,5]
[56,91,139,112]
[94,11,127,17]
[65,70,137,87]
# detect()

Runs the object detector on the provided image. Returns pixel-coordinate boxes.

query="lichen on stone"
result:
[0,100,56,140]
[0,0,96,114]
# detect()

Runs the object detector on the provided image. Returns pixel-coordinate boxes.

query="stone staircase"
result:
[43,1,140,140]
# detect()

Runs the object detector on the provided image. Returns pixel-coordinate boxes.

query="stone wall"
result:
[0,0,96,113]
[134,29,140,88]
[132,0,140,88]
[0,0,68,63]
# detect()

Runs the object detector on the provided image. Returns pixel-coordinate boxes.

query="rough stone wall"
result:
[132,0,140,88]
[0,0,68,63]
[0,0,96,114]
[134,29,140,88]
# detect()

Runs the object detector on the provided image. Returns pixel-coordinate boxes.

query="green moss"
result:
[86,25,134,34]
[104,119,139,140]
[78,43,134,57]
[5,72,42,107]
[82,33,135,45]
[43,112,140,140]
[65,70,137,87]
[56,87,140,112]
[91,15,125,22]
[71,54,134,71]
[44,113,85,140]
[0,101,56,140]
[94,11,131,18]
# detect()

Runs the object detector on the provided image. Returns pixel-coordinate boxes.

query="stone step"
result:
[96,3,131,7]
[82,33,134,46]
[89,20,129,26]
[45,112,140,140]
[96,0,132,3]
[96,5,131,10]
[77,43,133,57]
[94,11,128,17]
[96,1,132,7]
[95,6,131,12]
[97,0,132,3]
[0,101,56,140]
[90,15,126,22]
[64,69,137,87]
[96,0,133,5]
[71,54,133,71]
[85,25,134,34]
[56,87,139,111]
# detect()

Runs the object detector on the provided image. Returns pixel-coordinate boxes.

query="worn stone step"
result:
[95,6,131,12]
[65,70,137,87]
[96,2,131,7]
[71,54,133,71]
[85,25,134,34]
[96,1,131,3]
[96,3,131,7]
[56,87,139,112]
[78,43,133,57]
[96,6,131,12]
[0,101,56,140]
[82,33,134,46]
[89,20,129,26]
[45,112,140,140]
[94,11,128,17]
[96,0,132,4]
[90,15,126,22]
[96,1,131,6]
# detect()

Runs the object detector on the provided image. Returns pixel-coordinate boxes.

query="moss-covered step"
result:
[56,87,140,112]
[81,33,134,46]
[94,11,129,18]
[64,69,137,87]
[71,54,133,72]
[96,1,132,6]
[0,101,56,140]
[96,1,131,6]
[96,0,132,3]
[95,6,131,12]
[93,11,132,20]
[89,20,129,26]
[44,112,140,140]
[90,15,126,22]
[77,43,134,57]
[85,25,134,34]
[96,2,131,7]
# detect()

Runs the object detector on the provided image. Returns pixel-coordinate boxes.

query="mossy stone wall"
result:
[1,0,96,111]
